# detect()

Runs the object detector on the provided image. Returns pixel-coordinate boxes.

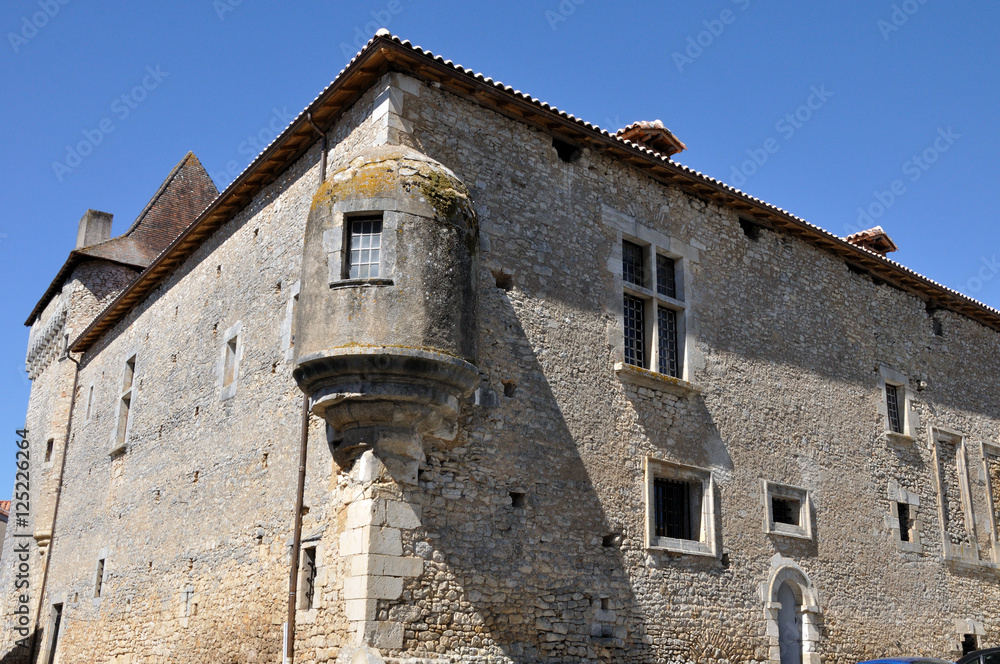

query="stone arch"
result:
[762,555,821,664]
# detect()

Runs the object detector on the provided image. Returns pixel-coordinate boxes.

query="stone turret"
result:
[293,145,480,483]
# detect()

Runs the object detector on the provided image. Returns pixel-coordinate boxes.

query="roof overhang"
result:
[70,33,1000,351]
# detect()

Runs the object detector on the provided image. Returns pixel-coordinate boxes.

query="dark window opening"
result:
[600,597,610,610]
[301,547,317,609]
[347,215,383,279]
[772,497,800,526]
[654,477,701,541]
[623,295,645,368]
[886,384,903,434]
[46,604,63,664]
[739,217,762,240]
[657,307,681,378]
[492,270,513,291]
[602,533,618,548]
[502,379,517,397]
[510,491,526,508]
[622,240,644,287]
[656,254,677,298]
[95,558,105,597]
[962,634,978,656]
[45,438,54,463]
[552,137,582,163]
[932,317,944,337]
[897,502,911,542]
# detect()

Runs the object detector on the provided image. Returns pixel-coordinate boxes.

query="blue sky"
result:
[1,1,998,497]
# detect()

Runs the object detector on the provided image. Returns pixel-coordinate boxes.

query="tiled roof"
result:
[71,32,1000,350]
[616,120,687,158]
[26,153,217,326]
[0,501,9,518]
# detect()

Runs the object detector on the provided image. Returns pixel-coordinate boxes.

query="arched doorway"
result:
[776,581,802,664]
[763,555,821,664]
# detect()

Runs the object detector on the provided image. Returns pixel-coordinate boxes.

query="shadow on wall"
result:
[0,631,37,664]
[385,283,750,663]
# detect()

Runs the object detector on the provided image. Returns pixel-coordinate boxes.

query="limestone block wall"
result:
[3,66,1000,664]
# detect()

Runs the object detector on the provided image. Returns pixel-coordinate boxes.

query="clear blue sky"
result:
[2,1,999,497]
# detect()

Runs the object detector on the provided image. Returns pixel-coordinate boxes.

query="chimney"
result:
[844,226,898,257]
[76,209,113,249]
[616,120,687,159]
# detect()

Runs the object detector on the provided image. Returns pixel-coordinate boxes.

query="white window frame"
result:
[219,321,244,401]
[763,481,813,540]
[878,366,916,441]
[644,457,717,557]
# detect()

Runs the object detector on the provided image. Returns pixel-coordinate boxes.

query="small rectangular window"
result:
[772,497,800,526]
[622,240,644,287]
[47,603,63,664]
[656,254,677,299]
[897,502,911,542]
[94,558,105,597]
[85,385,94,420]
[623,295,645,367]
[347,216,383,279]
[886,384,903,434]
[657,307,681,378]
[115,355,136,450]
[223,337,238,388]
[45,438,54,463]
[301,547,317,610]
[653,477,702,541]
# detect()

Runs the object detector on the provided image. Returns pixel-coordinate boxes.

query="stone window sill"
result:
[765,524,812,541]
[896,540,922,554]
[615,362,702,397]
[943,542,999,571]
[647,536,716,558]
[329,278,393,290]
[886,431,915,444]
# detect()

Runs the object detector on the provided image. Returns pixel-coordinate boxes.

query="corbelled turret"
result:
[292,145,479,483]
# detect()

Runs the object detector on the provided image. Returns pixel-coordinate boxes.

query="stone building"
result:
[2,31,999,664]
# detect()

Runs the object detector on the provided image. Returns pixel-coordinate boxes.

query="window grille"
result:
[302,547,317,609]
[897,502,911,542]
[772,497,799,526]
[886,384,903,433]
[656,254,677,299]
[348,217,383,279]
[623,295,645,367]
[658,307,681,378]
[622,240,644,287]
[654,477,699,540]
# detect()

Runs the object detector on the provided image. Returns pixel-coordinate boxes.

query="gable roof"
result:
[26,153,217,326]
[71,32,1000,351]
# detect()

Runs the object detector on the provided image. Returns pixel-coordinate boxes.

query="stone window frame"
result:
[981,441,1000,564]
[953,620,986,659]
[280,280,300,362]
[878,366,917,442]
[887,480,923,553]
[109,349,138,456]
[297,536,324,615]
[763,481,813,540]
[643,457,717,558]
[603,206,701,396]
[93,548,108,605]
[218,321,244,401]
[931,428,980,563]
[323,202,398,290]
[42,594,66,664]
[84,380,95,423]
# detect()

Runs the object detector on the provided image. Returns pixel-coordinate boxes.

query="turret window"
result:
[347,215,383,279]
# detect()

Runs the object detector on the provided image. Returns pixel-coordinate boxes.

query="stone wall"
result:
[2,68,999,664]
